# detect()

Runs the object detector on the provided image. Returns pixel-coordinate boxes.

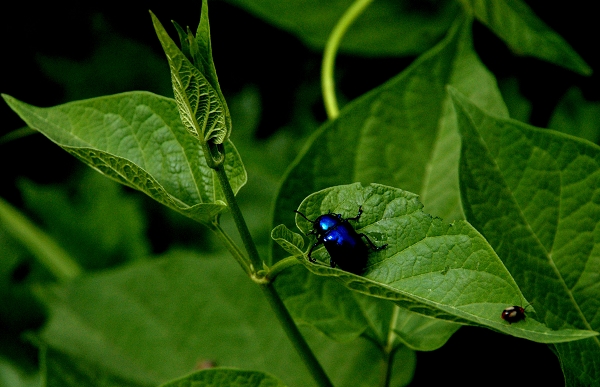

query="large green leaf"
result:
[270,13,506,356]
[273,183,596,343]
[2,92,246,225]
[19,169,149,270]
[159,368,286,387]
[274,264,459,352]
[225,0,459,56]
[549,87,600,144]
[464,0,591,75]
[35,250,413,387]
[451,87,600,385]
[42,347,146,387]
[273,14,507,257]
[151,8,231,145]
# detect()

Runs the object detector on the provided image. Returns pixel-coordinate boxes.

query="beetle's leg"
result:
[359,233,387,251]
[307,241,322,263]
[347,206,363,222]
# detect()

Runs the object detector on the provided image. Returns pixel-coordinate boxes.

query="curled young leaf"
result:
[151,5,231,146]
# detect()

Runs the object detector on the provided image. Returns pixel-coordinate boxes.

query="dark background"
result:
[0,1,596,385]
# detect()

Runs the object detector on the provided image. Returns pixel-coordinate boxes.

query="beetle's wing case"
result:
[322,223,369,274]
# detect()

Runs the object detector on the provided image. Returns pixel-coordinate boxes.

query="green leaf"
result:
[392,308,461,351]
[498,77,531,123]
[450,87,600,384]
[270,13,506,354]
[19,169,150,270]
[151,10,231,145]
[271,224,304,257]
[35,250,406,387]
[273,14,507,257]
[275,182,597,344]
[272,263,394,344]
[272,258,459,351]
[271,225,459,351]
[43,347,146,387]
[159,368,287,387]
[463,0,592,75]
[225,0,460,56]
[194,0,222,98]
[2,92,246,226]
[549,87,600,144]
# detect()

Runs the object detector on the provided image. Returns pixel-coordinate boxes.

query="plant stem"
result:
[211,157,332,386]
[380,305,401,387]
[0,196,82,282]
[266,256,302,281]
[211,222,252,276]
[214,164,263,271]
[261,282,334,387]
[321,0,374,120]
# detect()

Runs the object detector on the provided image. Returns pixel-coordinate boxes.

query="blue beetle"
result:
[294,206,387,274]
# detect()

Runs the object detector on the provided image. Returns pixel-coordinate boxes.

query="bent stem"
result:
[0,196,82,282]
[321,0,374,119]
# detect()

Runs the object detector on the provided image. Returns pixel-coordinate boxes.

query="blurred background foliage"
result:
[0,0,598,386]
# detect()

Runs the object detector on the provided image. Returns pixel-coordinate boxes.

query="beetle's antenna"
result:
[294,210,314,222]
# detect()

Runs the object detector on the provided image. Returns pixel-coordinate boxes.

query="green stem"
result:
[210,146,333,387]
[380,305,401,387]
[261,282,334,387]
[211,222,252,276]
[214,163,263,271]
[210,153,332,386]
[321,0,374,119]
[0,196,82,282]
[266,256,301,281]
